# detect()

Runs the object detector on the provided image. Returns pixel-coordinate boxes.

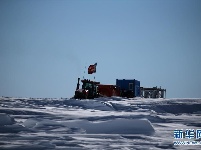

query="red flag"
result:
[88,63,97,74]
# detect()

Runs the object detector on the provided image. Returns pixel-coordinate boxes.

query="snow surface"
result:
[0,96,201,149]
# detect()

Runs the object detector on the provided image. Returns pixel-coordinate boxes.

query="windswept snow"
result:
[63,118,154,134]
[0,96,201,149]
[0,113,15,125]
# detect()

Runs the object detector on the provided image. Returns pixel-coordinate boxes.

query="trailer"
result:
[98,84,120,97]
[116,79,140,98]
[140,87,166,98]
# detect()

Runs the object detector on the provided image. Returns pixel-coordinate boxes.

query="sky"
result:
[0,0,201,98]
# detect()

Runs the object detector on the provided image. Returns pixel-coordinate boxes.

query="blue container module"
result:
[134,80,140,97]
[116,79,141,97]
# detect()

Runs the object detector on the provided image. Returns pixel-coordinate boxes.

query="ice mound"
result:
[23,118,66,130]
[65,118,155,135]
[0,113,27,133]
[0,113,15,126]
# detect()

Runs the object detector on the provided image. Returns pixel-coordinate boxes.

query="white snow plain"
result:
[0,96,201,149]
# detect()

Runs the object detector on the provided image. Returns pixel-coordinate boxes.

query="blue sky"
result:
[0,0,201,98]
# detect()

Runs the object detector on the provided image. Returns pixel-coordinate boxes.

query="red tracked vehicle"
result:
[74,78,120,99]
[74,78,100,99]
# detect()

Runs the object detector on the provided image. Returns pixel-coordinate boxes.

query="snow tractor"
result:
[74,78,121,99]
[74,78,100,99]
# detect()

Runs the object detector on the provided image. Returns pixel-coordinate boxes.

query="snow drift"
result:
[0,97,201,150]
[64,118,155,135]
[0,113,15,125]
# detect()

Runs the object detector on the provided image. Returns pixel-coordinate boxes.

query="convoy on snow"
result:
[74,63,166,99]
